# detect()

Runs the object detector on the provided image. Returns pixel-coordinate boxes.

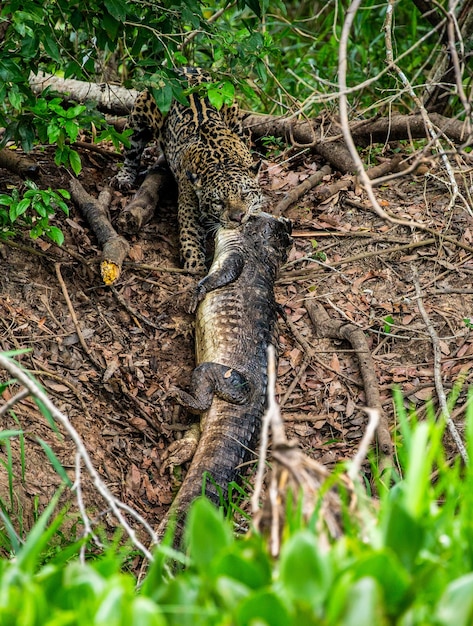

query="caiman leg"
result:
[161,363,251,474]
[190,252,244,312]
[175,362,251,412]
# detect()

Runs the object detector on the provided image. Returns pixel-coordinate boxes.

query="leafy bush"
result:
[0,181,69,244]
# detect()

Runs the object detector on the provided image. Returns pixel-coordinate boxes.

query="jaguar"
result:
[112,67,264,272]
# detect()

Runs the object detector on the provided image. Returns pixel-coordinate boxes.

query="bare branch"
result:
[0,354,157,560]
[412,268,469,463]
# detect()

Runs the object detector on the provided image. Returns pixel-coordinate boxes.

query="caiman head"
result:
[245,212,293,268]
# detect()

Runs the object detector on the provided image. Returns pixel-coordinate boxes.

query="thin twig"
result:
[55,263,103,371]
[0,388,30,417]
[384,0,461,211]
[73,452,103,564]
[348,408,380,481]
[412,268,469,462]
[0,353,157,559]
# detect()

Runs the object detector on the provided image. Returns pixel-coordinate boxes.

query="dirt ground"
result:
[1,134,472,546]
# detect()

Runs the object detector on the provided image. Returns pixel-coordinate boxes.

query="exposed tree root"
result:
[305,299,394,472]
[273,164,331,216]
[0,148,39,178]
[70,178,130,285]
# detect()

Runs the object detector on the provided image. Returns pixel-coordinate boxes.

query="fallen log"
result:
[70,179,130,285]
[29,71,139,115]
[0,148,39,178]
[29,73,473,173]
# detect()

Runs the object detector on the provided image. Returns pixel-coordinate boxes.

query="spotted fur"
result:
[112,68,264,272]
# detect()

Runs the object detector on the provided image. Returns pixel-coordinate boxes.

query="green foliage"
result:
[2,390,473,624]
[0,0,463,170]
[310,239,327,262]
[383,314,395,334]
[0,181,69,244]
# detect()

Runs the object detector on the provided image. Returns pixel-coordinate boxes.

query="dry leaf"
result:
[103,357,120,382]
[346,397,355,418]
[330,353,341,374]
[44,381,70,393]
[129,416,148,432]
[414,387,434,401]
[126,464,142,492]
[439,340,450,355]
[128,244,144,262]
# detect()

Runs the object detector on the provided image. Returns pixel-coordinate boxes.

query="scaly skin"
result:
[158,213,292,543]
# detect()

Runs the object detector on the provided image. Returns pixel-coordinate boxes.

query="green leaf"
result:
[213,543,271,589]
[104,0,128,21]
[47,123,62,144]
[279,530,331,607]
[8,88,22,110]
[0,194,13,206]
[436,573,473,625]
[46,226,65,246]
[207,87,224,110]
[95,582,128,624]
[42,36,61,63]
[382,492,425,570]
[340,577,388,626]
[68,150,82,175]
[240,0,262,18]
[383,315,394,334]
[347,551,410,614]
[403,422,432,518]
[15,489,64,572]
[102,12,120,41]
[0,430,23,439]
[184,497,233,569]
[65,104,87,119]
[33,202,47,218]
[65,120,79,142]
[18,123,36,153]
[221,81,235,105]
[215,576,250,611]
[131,597,167,626]
[10,197,30,221]
[152,84,173,114]
[236,590,291,626]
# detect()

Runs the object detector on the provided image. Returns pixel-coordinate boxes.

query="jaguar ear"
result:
[250,160,262,176]
[186,171,202,188]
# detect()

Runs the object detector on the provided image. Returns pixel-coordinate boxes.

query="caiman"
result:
[158,212,292,543]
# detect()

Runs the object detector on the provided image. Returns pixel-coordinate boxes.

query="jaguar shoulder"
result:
[112,68,264,273]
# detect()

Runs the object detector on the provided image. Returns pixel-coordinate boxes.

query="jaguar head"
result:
[187,164,264,228]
